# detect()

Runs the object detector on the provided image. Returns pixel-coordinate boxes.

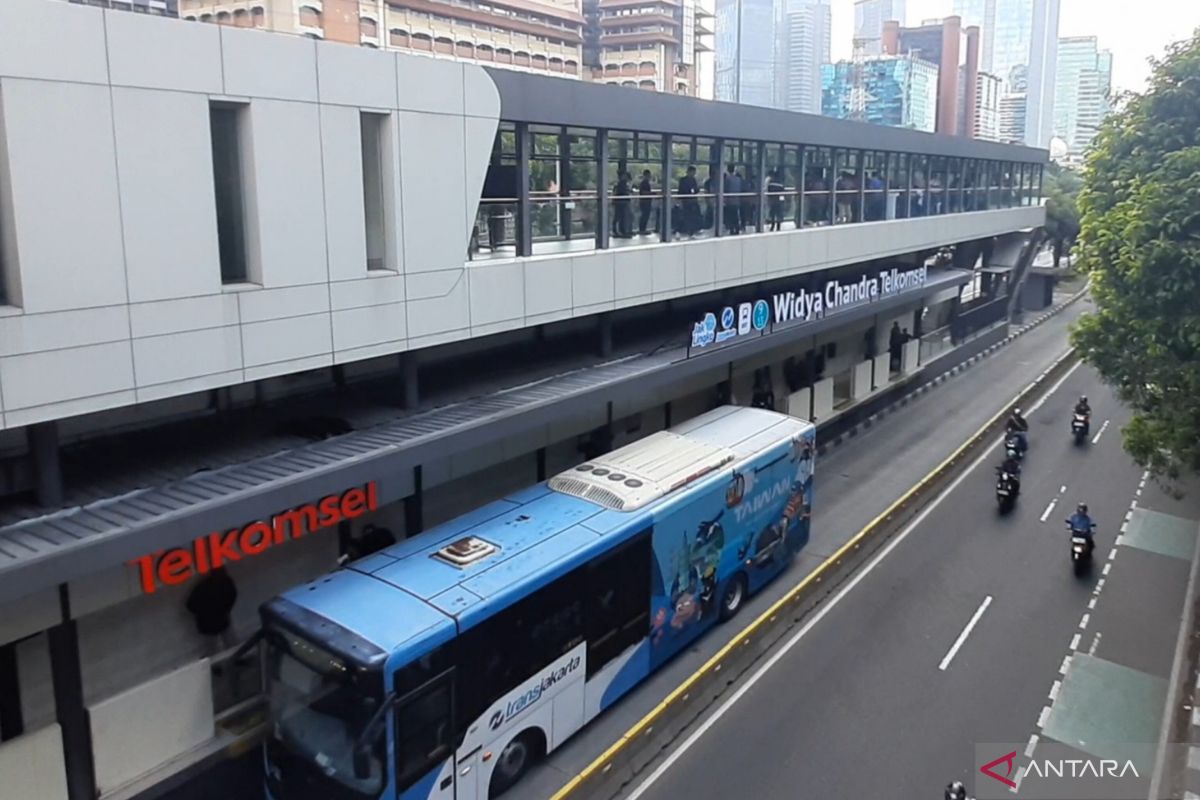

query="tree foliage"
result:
[1043,164,1082,264]
[1071,30,1200,479]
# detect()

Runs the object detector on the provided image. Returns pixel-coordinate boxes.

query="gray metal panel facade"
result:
[484,69,1048,163]
[0,270,970,605]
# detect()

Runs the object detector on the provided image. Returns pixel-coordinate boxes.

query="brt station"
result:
[0,6,1047,798]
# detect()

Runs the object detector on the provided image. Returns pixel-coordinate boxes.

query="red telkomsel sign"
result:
[129,481,378,594]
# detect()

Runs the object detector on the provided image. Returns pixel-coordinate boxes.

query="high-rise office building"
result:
[1054,36,1112,154]
[780,0,831,114]
[881,16,979,136]
[181,0,711,94]
[952,0,1059,147]
[822,55,938,131]
[715,0,828,113]
[968,71,1002,140]
[854,0,905,55]
[716,0,778,105]
[998,91,1027,142]
[1022,0,1059,146]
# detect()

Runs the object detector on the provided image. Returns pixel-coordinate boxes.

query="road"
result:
[618,363,1200,800]
[159,295,1095,800]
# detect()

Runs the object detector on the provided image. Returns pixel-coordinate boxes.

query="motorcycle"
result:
[1072,413,1090,444]
[995,468,1019,513]
[1068,522,1095,575]
[1005,432,1025,461]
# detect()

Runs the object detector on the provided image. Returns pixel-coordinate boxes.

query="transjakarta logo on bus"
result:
[691,266,928,349]
[129,482,378,594]
[489,654,582,730]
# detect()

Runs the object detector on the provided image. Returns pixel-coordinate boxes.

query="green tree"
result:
[1043,164,1083,265]
[1071,30,1200,479]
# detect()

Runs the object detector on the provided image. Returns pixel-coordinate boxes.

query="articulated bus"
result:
[260,406,816,800]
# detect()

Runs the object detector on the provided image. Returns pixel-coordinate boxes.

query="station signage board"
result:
[129,481,378,594]
[691,265,929,350]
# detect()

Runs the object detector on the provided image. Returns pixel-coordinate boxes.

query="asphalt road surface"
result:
[160,296,1097,800]
[618,362,1200,800]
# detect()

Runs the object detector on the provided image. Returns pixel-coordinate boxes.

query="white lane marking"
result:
[1060,485,1067,494]
[1040,499,1058,523]
[1079,613,1090,630]
[1121,521,1128,533]
[1009,765,1026,794]
[939,595,994,671]
[1070,633,1081,650]
[1103,563,1112,576]
[1049,681,1061,701]
[1037,705,1052,729]
[1091,419,1110,444]
[1026,735,1039,758]
[1096,578,1105,592]
[1089,632,1102,655]
[622,361,1081,800]
[1087,597,1097,610]
[1109,547,1118,561]
[1060,654,1073,675]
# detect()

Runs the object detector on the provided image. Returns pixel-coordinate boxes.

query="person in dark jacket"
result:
[678,166,700,238]
[637,169,655,235]
[767,170,785,231]
[186,566,238,647]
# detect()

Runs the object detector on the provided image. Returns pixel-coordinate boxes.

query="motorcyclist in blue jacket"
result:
[1067,503,1095,537]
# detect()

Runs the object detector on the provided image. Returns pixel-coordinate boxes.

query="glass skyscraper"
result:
[822,56,939,132]
[854,0,906,56]
[1054,36,1112,154]
[953,0,1059,146]
[715,0,829,114]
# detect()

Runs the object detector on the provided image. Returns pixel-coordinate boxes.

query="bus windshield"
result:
[264,627,386,797]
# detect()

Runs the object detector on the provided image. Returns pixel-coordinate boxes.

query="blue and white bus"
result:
[260,406,815,800]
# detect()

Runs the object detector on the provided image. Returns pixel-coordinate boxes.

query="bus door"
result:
[393,668,457,800]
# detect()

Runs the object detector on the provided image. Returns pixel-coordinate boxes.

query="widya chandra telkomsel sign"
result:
[691,266,929,349]
[130,482,378,594]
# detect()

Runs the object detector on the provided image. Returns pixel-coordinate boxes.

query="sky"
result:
[828,0,1200,93]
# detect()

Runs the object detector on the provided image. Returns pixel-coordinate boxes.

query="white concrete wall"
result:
[89,659,214,796]
[851,360,873,400]
[902,338,921,373]
[0,723,68,800]
[872,352,891,389]
[811,378,834,421]
[0,0,1044,431]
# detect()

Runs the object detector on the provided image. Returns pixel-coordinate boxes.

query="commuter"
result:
[723,164,742,234]
[638,169,655,235]
[613,172,632,238]
[740,169,756,231]
[767,170,785,231]
[751,368,775,410]
[866,171,885,220]
[186,567,238,651]
[678,165,700,238]
[703,171,715,231]
[889,321,903,369]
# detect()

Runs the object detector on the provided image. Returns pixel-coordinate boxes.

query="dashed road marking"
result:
[1040,499,1058,523]
[1091,419,1110,444]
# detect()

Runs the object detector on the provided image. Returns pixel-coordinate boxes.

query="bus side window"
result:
[395,673,454,792]
[585,530,652,677]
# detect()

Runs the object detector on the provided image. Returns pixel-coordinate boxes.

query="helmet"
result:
[1077,502,1088,514]
[1014,407,1024,417]
[1080,395,1088,403]
[946,781,968,800]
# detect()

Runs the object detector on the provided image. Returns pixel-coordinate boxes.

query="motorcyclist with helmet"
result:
[1074,395,1091,417]
[945,780,973,800]
[1066,502,1096,558]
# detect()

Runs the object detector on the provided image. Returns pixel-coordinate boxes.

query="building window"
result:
[298,5,322,28]
[361,17,378,37]
[209,102,251,284]
[360,112,391,272]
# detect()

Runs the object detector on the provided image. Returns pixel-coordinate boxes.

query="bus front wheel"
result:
[718,573,747,621]
[489,729,544,797]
